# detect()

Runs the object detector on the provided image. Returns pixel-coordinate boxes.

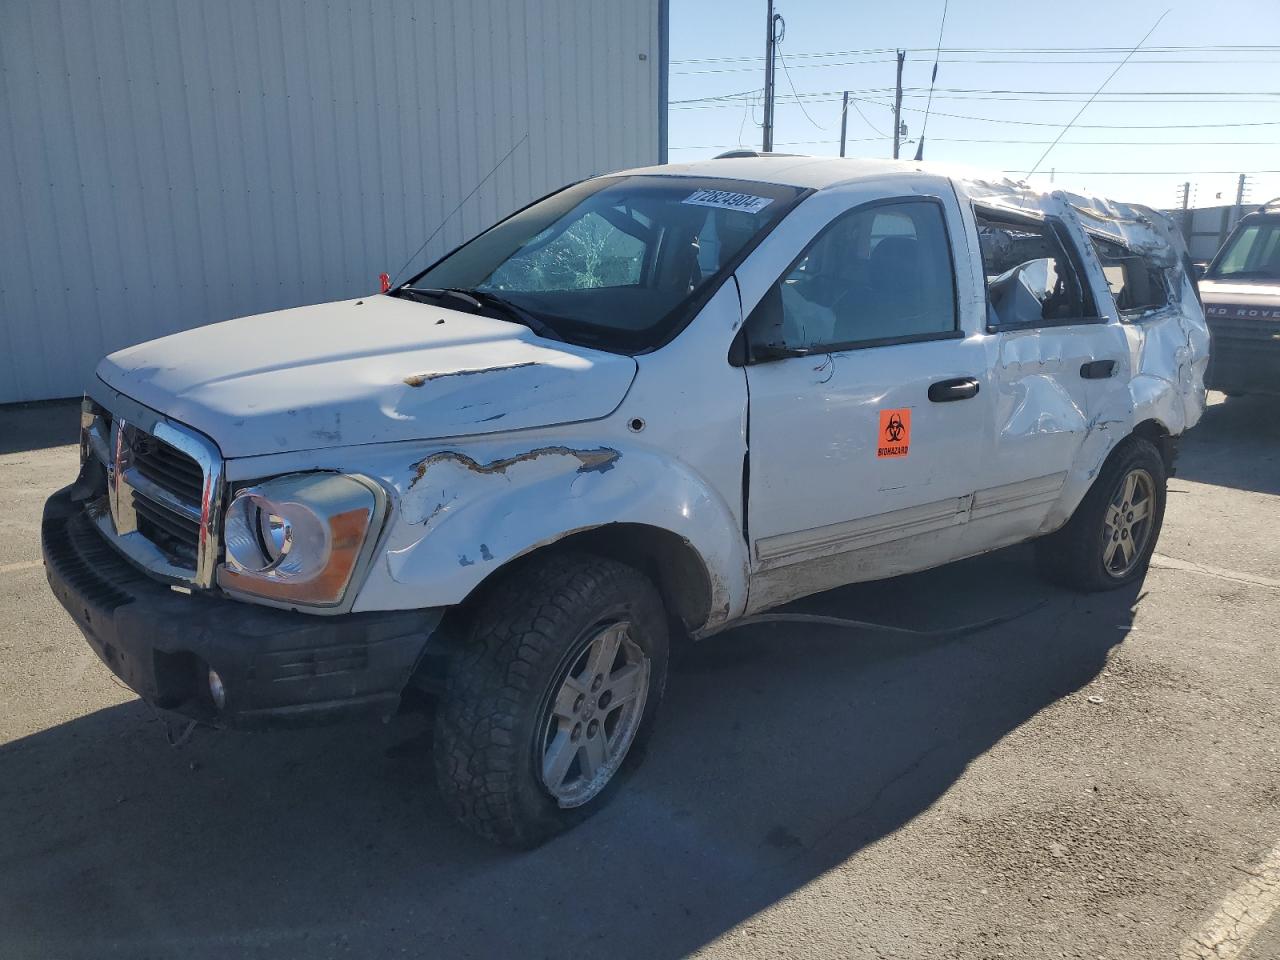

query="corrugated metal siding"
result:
[0,0,662,402]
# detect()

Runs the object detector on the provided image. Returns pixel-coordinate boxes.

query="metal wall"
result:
[1169,203,1263,263]
[0,0,664,403]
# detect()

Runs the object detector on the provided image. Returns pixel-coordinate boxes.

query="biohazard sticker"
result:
[877,409,911,458]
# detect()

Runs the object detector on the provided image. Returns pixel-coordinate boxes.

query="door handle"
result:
[1080,359,1118,379]
[928,377,980,402]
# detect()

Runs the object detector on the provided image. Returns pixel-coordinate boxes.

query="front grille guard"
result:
[80,396,225,589]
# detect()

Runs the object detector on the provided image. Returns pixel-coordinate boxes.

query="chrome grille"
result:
[132,490,201,565]
[132,437,204,507]
[80,397,224,588]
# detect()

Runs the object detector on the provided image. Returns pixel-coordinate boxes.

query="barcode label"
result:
[682,189,775,214]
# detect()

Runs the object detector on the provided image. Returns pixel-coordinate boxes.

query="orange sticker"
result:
[877,408,911,458]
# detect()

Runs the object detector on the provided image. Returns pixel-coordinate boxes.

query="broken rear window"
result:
[1089,235,1170,319]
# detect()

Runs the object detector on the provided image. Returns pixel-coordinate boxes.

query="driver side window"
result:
[747,198,958,354]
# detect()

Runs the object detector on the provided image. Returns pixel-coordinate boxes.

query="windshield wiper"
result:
[452,288,564,342]
[397,286,563,342]
[397,286,483,310]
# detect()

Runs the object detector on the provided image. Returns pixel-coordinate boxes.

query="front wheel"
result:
[1035,436,1168,592]
[433,553,669,847]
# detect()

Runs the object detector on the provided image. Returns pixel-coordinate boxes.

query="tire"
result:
[433,552,669,848]
[1035,436,1168,592]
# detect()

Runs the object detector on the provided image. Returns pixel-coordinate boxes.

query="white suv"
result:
[44,155,1209,846]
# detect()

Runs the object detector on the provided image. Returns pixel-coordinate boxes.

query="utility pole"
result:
[1235,173,1250,217]
[762,0,777,152]
[892,49,905,159]
[1178,181,1192,240]
[1230,173,1251,237]
[839,91,849,157]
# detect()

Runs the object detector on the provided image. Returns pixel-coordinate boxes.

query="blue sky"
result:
[668,0,1280,209]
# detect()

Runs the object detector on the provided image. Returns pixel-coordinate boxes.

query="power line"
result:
[905,106,1280,130]
[670,138,875,151]
[671,44,1280,64]
[776,48,826,129]
[915,0,951,158]
[670,138,1280,149]
[1013,169,1280,175]
[847,96,891,137]
[669,88,762,105]
[671,95,1280,112]
[845,98,1280,129]
[1031,8,1171,175]
[673,55,1280,75]
[938,138,1280,145]
[675,87,1280,99]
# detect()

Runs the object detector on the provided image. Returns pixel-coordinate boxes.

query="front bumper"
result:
[1204,314,1280,396]
[42,486,443,729]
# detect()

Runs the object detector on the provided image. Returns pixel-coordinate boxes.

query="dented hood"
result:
[94,295,637,458]
[1198,278,1280,311]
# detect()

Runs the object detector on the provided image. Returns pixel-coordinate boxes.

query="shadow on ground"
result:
[1176,393,1280,496]
[0,399,80,455]
[0,545,1140,959]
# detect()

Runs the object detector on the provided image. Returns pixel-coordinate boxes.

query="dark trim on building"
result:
[658,0,669,164]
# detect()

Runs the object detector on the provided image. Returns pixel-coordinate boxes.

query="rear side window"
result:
[1090,236,1169,318]
[975,210,1096,329]
[745,198,958,354]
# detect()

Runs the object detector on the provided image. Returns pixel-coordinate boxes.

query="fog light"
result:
[208,668,226,710]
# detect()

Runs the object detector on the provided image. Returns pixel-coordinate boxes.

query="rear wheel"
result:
[1035,437,1167,592]
[433,553,669,847]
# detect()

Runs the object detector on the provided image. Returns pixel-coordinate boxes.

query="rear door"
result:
[737,179,994,614]
[964,201,1132,551]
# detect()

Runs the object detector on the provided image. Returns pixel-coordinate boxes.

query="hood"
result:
[1199,278,1280,315]
[95,295,637,458]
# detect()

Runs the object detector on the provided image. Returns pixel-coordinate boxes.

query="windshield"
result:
[1207,217,1280,282]
[404,176,805,351]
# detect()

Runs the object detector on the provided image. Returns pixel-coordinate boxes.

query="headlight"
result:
[218,473,384,607]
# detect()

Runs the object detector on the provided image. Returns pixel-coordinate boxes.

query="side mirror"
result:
[1193,263,1207,280]
[751,342,806,362]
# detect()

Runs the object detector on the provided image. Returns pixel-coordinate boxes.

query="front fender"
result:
[350,436,749,629]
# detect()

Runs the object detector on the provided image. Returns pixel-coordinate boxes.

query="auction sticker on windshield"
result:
[682,189,775,214]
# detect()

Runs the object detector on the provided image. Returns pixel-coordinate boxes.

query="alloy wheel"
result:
[1102,467,1155,578]
[539,622,650,808]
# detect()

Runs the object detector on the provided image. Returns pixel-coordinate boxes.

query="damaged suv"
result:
[43,156,1208,846]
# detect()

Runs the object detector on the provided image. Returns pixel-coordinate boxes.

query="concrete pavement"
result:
[1,393,1277,959]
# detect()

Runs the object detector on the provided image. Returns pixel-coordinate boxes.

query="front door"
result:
[739,185,991,614]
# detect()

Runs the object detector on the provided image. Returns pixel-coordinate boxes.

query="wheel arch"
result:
[455,521,714,635]
[411,522,714,697]
[1130,416,1178,475]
